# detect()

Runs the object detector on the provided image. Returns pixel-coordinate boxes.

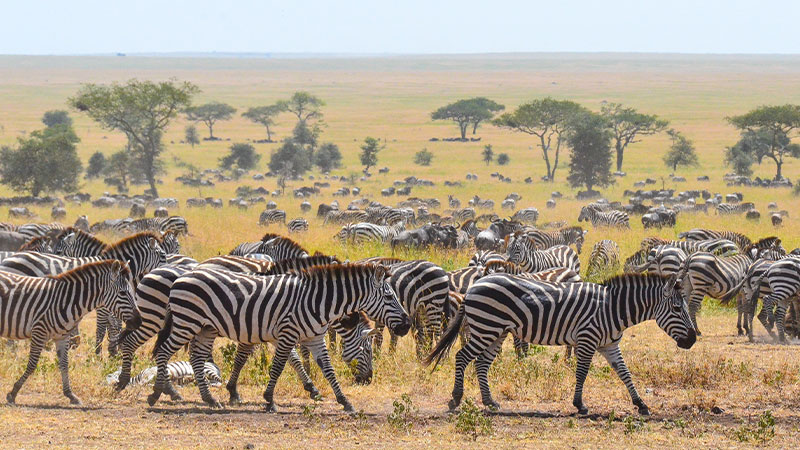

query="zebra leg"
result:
[599,344,648,415]
[388,330,398,352]
[687,293,704,336]
[7,330,47,404]
[227,343,254,405]
[449,336,487,411]
[572,341,597,415]
[189,327,221,408]
[262,339,295,413]
[106,316,122,357]
[287,348,320,399]
[147,327,195,407]
[55,338,81,405]
[736,293,744,336]
[327,328,338,352]
[475,332,507,410]
[775,301,788,344]
[95,307,108,355]
[305,336,353,412]
[372,323,385,355]
[564,345,573,360]
[299,344,312,375]
[513,337,529,359]
[116,327,152,391]
[758,296,778,340]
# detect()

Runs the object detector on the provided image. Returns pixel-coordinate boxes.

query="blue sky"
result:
[3,0,798,55]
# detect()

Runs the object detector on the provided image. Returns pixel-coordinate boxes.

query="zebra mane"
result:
[601,272,672,289]
[338,310,371,329]
[259,232,282,242]
[298,263,391,280]
[260,234,309,255]
[47,260,131,281]
[60,226,109,248]
[269,255,340,273]
[18,235,50,251]
[482,260,526,275]
[101,232,162,254]
[363,257,406,266]
[560,225,584,235]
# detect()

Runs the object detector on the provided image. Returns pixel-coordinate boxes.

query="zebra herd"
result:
[1,217,800,418]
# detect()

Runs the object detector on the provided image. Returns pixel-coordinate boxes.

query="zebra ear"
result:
[374,265,388,283]
[148,237,159,249]
[110,260,123,277]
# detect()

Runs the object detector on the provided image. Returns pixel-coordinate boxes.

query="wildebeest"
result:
[474,219,521,251]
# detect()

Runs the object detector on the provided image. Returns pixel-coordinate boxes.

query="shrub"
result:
[414,148,434,166]
[497,153,510,165]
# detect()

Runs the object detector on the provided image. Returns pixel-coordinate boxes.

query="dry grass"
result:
[0,54,800,447]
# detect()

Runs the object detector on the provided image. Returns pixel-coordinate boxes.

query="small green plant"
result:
[733,410,775,443]
[623,415,648,434]
[220,342,238,377]
[452,398,493,441]
[387,393,415,432]
[497,153,510,165]
[413,148,434,166]
[302,395,323,422]
[606,410,617,429]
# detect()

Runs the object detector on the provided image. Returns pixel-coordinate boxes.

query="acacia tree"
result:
[241,104,285,142]
[220,143,261,171]
[86,151,107,178]
[566,113,613,193]
[42,110,73,128]
[184,125,200,148]
[728,105,800,180]
[481,144,494,165]
[103,149,133,192]
[431,97,504,140]
[725,139,756,177]
[70,79,198,197]
[493,97,586,181]
[663,129,699,171]
[359,136,383,174]
[279,91,324,124]
[185,102,236,139]
[601,102,668,172]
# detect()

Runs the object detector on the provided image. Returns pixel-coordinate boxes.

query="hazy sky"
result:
[3,0,798,55]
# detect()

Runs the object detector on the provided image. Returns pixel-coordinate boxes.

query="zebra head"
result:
[363,265,411,337]
[149,237,168,270]
[104,261,142,333]
[338,312,377,384]
[655,275,696,349]
[160,231,180,255]
[506,234,531,265]
[51,232,75,255]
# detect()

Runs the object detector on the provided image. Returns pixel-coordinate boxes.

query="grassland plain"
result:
[0,54,800,447]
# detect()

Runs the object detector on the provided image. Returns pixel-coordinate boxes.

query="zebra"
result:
[451,208,476,222]
[107,361,222,387]
[448,266,483,295]
[366,206,407,225]
[229,233,309,259]
[52,227,109,256]
[624,250,648,273]
[578,205,630,228]
[640,237,739,256]
[259,209,287,226]
[335,222,404,244]
[197,255,275,273]
[716,202,755,215]
[262,255,340,276]
[678,229,752,250]
[165,254,198,267]
[737,258,778,341]
[468,250,506,267]
[1,260,141,405]
[147,264,411,411]
[425,273,695,415]
[18,236,54,253]
[585,239,621,281]
[510,207,539,224]
[676,240,779,335]
[506,238,581,274]
[116,216,189,235]
[324,210,369,225]
[287,218,309,233]
[631,245,687,277]
[523,226,587,254]
[745,257,800,343]
[16,223,64,240]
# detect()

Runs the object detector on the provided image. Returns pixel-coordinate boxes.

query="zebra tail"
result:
[720,276,747,304]
[424,302,465,369]
[747,273,767,309]
[152,312,173,359]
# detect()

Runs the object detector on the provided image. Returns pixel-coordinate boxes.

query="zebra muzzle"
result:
[676,331,696,349]
[125,314,143,331]
[391,316,412,337]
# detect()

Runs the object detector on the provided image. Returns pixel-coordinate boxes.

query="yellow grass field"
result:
[1,54,800,448]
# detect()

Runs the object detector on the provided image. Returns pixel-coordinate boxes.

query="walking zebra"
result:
[716,202,755,215]
[335,222,404,244]
[1,260,141,405]
[631,245,687,277]
[585,239,621,281]
[746,257,800,343]
[16,223,64,240]
[426,273,695,415]
[737,258,777,340]
[506,238,581,274]
[107,361,222,387]
[259,209,287,226]
[229,233,309,259]
[523,226,587,254]
[676,239,779,335]
[147,264,411,411]
[468,250,506,267]
[287,218,309,233]
[578,205,630,228]
[678,229,752,250]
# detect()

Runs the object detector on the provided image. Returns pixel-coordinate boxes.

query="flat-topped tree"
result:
[493,97,587,181]
[728,104,800,180]
[663,129,699,172]
[279,91,324,124]
[69,79,198,197]
[242,104,285,142]
[185,102,236,139]
[601,102,668,172]
[431,97,504,140]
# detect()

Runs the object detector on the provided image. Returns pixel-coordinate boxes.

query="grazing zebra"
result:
[506,238,581,274]
[524,226,587,254]
[335,222,404,244]
[510,208,539,224]
[426,273,695,415]
[678,229,752,250]
[117,216,189,235]
[640,237,739,256]
[623,250,648,273]
[631,245,687,277]
[147,264,411,411]
[366,206,407,225]
[676,240,779,335]
[745,257,800,343]
[1,261,141,405]
[324,210,369,225]
[468,250,506,267]
[259,209,287,225]
[737,258,776,340]
[229,233,309,259]
[287,218,309,233]
[578,205,630,228]
[159,231,181,255]
[107,361,222,387]
[585,240,621,281]
[451,208,476,222]
[716,202,755,215]
[52,227,109,256]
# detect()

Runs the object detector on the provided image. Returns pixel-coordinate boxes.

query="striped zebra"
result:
[287,218,309,233]
[366,206,406,225]
[18,236,54,253]
[678,229,752,250]
[52,227,109,256]
[578,205,630,228]
[448,266,483,294]
[745,257,800,343]
[259,209,287,226]
[510,208,539,224]
[166,254,198,267]
[426,273,695,415]
[676,240,779,335]
[506,239,581,274]
[585,240,621,281]
[737,258,777,340]
[17,223,64,240]
[623,250,648,273]
[324,210,369,225]
[524,226,587,254]
[451,208,476,222]
[631,245,687,277]
[468,250,506,267]
[147,264,411,411]
[335,222,404,244]
[116,216,189,235]
[640,237,739,256]
[107,361,222,387]
[229,234,309,259]
[262,255,340,276]
[716,202,754,215]
[197,255,275,274]
[1,260,141,405]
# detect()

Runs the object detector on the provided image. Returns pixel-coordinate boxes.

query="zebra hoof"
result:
[484,400,500,411]
[264,402,277,413]
[205,398,222,409]
[146,392,161,407]
[447,398,461,411]
[304,384,320,399]
[228,394,242,406]
[168,391,183,402]
[67,394,82,406]
[342,402,355,413]
[6,392,16,405]
[638,405,651,416]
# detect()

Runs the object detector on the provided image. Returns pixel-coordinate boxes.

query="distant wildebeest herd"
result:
[0,179,798,419]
